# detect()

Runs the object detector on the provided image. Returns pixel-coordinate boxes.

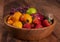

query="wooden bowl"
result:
[4,15,56,40]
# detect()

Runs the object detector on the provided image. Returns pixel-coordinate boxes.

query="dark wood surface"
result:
[0,0,60,42]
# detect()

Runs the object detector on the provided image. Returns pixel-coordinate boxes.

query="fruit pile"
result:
[7,7,53,29]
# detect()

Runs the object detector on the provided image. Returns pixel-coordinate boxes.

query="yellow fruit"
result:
[8,15,15,22]
[8,15,12,20]
[21,14,32,23]
[7,20,13,25]
[13,21,22,29]
[13,11,22,21]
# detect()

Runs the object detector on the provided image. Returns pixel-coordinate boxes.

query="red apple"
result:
[23,23,31,29]
[42,19,51,27]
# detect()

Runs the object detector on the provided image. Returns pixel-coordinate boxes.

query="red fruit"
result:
[23,23,31,29]
[35,24,43,28]
[33,18,41,24]
[31,14,44,21]
[31,24,35,28]
[39,14,44,20]
[42,19,51,27]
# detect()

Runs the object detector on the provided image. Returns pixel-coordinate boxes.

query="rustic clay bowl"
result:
[4,15,56,40]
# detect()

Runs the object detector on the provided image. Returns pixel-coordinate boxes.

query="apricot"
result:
[21,14,32,23]
[8,15,15,22]
[13,11,22,21]
[7,20,13,25]
[13,21,22,28]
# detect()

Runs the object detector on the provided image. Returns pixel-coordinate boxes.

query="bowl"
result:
[4,15,56,40]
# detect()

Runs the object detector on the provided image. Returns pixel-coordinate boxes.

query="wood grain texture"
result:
[0,0,60,42]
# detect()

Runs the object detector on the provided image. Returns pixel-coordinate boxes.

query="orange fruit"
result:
[21,14,32,23]
[7,20,13,25]
[13,21,22,28]
[8,15,15,22]
[8,15,13,20]
[13,11,22,21]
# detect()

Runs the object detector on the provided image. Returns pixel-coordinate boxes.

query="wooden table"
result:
[0,0,60,42]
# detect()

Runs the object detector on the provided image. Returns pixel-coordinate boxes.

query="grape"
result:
[39,14,44,20]
[10,8,16,14]
[10,6,29,14]
[21,7,29,13]
[31,14,35,18]
[19,7,23,9]
[15,7,26,13]
[16,7,23,11]
[37,13,44,20]
[31,13,44,20]
[23,7,29,13]
[24,6,29,10]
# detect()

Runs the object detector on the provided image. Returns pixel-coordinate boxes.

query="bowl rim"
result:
[4,15,56,31]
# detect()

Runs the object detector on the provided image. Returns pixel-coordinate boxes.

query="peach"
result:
[7,20,13,25]
[21,14,32,23]
[13,11,22,21]
[13,21,22,29]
